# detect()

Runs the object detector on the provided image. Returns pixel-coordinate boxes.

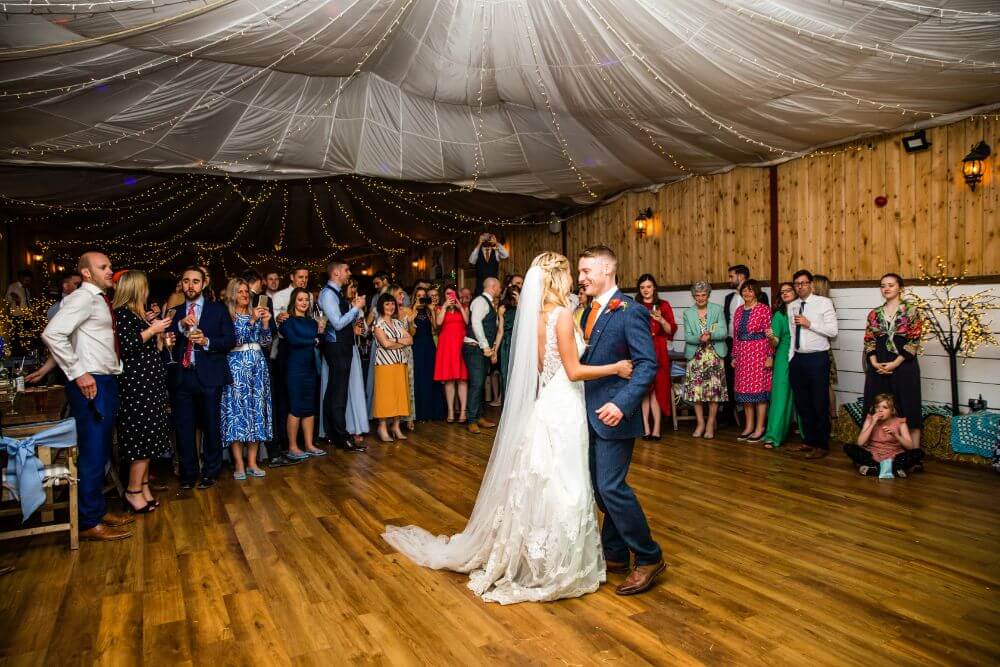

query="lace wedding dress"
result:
[383,269,605,604]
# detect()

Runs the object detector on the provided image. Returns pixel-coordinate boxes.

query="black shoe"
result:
[179,480,196,490]
[196,478,216,490]
[267,454,301,468]
[342,440,367,452]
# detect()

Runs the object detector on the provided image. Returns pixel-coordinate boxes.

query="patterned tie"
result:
[182,303,196,368]
[101,293,121,360]
[583,303,600,341]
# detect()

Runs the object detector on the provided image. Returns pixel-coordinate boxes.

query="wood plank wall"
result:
[398,116,998,288]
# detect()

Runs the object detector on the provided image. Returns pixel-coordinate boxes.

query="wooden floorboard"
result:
[1,418,998,666]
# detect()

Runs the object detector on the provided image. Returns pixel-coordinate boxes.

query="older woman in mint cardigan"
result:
[681,281,729,438]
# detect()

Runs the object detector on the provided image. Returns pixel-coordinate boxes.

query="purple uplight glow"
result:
[124,176,138,186]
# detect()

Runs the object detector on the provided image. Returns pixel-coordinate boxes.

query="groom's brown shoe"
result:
[615,560,667,596]
[477,418,497,429]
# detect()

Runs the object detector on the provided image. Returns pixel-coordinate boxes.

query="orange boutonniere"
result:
[608,298,625,312]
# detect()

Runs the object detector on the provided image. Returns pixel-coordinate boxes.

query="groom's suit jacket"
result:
[581,291,657,440]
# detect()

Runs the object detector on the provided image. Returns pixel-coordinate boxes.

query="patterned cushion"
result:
[950,412,1000,458]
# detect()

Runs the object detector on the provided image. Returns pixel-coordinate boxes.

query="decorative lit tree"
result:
[908,258,998,415]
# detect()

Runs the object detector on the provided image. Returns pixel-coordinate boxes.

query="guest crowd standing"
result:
[32,245,938,542]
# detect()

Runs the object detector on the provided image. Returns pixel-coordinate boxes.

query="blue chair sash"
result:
[1,419,77,522]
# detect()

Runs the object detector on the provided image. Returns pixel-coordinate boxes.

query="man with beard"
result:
[168,266,237,489]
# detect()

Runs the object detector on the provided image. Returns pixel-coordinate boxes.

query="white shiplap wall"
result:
[654,285,1000,413]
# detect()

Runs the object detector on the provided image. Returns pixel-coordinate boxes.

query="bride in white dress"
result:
[383,252,633,604]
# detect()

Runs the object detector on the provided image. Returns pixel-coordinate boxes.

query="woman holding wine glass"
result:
[112,271,173,513]
[221,279,275,480]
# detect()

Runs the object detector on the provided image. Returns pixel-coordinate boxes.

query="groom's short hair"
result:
[579,245,617,270]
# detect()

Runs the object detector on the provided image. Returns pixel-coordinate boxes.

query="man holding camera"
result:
[468,232,508,295]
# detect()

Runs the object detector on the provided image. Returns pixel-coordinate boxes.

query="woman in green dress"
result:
[762,282,796,449]
[496,285,519,395]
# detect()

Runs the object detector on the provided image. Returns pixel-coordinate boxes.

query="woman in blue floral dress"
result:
[221,278,274,480]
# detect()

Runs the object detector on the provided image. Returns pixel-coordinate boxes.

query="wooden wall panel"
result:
[393,116,997,291]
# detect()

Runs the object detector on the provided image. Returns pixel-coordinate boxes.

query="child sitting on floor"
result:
[844,393,925,478]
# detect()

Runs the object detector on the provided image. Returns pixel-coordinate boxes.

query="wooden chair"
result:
[0,420,79,550]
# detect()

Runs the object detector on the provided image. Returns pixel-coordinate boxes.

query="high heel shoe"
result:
[124,489,155,514]
[141,481,161,507]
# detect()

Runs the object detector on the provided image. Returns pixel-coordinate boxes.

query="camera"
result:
[419,296,432,305]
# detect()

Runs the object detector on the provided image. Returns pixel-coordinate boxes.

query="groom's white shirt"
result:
[590,284,619,323]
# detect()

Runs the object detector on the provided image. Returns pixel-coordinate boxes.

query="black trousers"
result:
[463,343,489,423]
[789,351,831,449]
[843,444,924,473]
[270,344,289,456]
[322,341,352,443]
[172,369,224,483]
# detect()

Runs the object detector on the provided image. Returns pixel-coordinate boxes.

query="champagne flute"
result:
[162,309,178,365]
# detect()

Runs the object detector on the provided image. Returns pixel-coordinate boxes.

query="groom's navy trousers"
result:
[582,292,662,567]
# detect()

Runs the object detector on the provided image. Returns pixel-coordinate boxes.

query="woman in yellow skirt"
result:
[372,293,413,442]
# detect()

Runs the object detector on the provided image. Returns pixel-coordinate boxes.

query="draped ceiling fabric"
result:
[1,0,998,205]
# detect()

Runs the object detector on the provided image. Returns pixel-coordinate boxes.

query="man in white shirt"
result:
[5,268,34,311]
[787,269,839,459]
[264,270,281,300]
[463,278,501,433]
[42,252,134,542]
[268,266,310,466]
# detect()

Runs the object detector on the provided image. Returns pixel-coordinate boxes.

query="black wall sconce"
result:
[962,141,991,191]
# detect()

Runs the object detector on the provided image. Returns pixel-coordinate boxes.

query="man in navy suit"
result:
[578,245,665,595]
[168,266,236,490]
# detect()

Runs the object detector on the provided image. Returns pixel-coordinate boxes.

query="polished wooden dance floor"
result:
[1,419,998,666]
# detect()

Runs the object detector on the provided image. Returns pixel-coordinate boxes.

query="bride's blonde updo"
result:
[531,251,573,310]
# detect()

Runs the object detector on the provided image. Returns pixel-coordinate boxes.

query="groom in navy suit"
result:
[578,245,666,595]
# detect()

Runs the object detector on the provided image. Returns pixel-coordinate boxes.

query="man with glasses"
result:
[787,270,839,459]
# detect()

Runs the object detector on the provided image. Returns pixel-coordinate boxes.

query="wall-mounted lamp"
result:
[411,259,420,269]
[634,207,653,238]
[31,253,44,262]
[962,141,991,191]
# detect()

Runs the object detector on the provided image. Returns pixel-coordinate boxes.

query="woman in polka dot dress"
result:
[113,271,174,513]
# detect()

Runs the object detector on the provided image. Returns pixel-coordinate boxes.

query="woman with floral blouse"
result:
[863,273,924,447]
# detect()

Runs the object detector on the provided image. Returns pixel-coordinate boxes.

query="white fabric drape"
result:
[2,0,998,201]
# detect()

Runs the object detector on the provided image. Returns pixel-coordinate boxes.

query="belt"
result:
[232,343,262,352]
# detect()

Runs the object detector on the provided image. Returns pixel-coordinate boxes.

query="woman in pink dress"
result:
[732,280,773,442]
[434,286,469,423]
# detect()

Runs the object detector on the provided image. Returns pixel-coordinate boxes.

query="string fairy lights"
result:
[578,0,791,157]
[516,0,600,200]
[722,2,999,70]
[7,0,363,155]
[340,182,451,247]
[553,0,692,175]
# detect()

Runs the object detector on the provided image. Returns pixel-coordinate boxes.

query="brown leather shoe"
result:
[477,418,497,429]
[615,561,667,596]
[606,560,630,575]
[805,449,829,460]
[81,524,133,542]
[101,511,136,527]
[467,423,481,434]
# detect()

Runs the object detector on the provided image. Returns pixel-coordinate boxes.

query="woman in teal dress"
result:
[762,282,796,449]
[496,285,519,394]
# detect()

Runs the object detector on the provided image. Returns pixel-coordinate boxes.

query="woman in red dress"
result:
[433,286,469,423]
[637,274,677,440]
